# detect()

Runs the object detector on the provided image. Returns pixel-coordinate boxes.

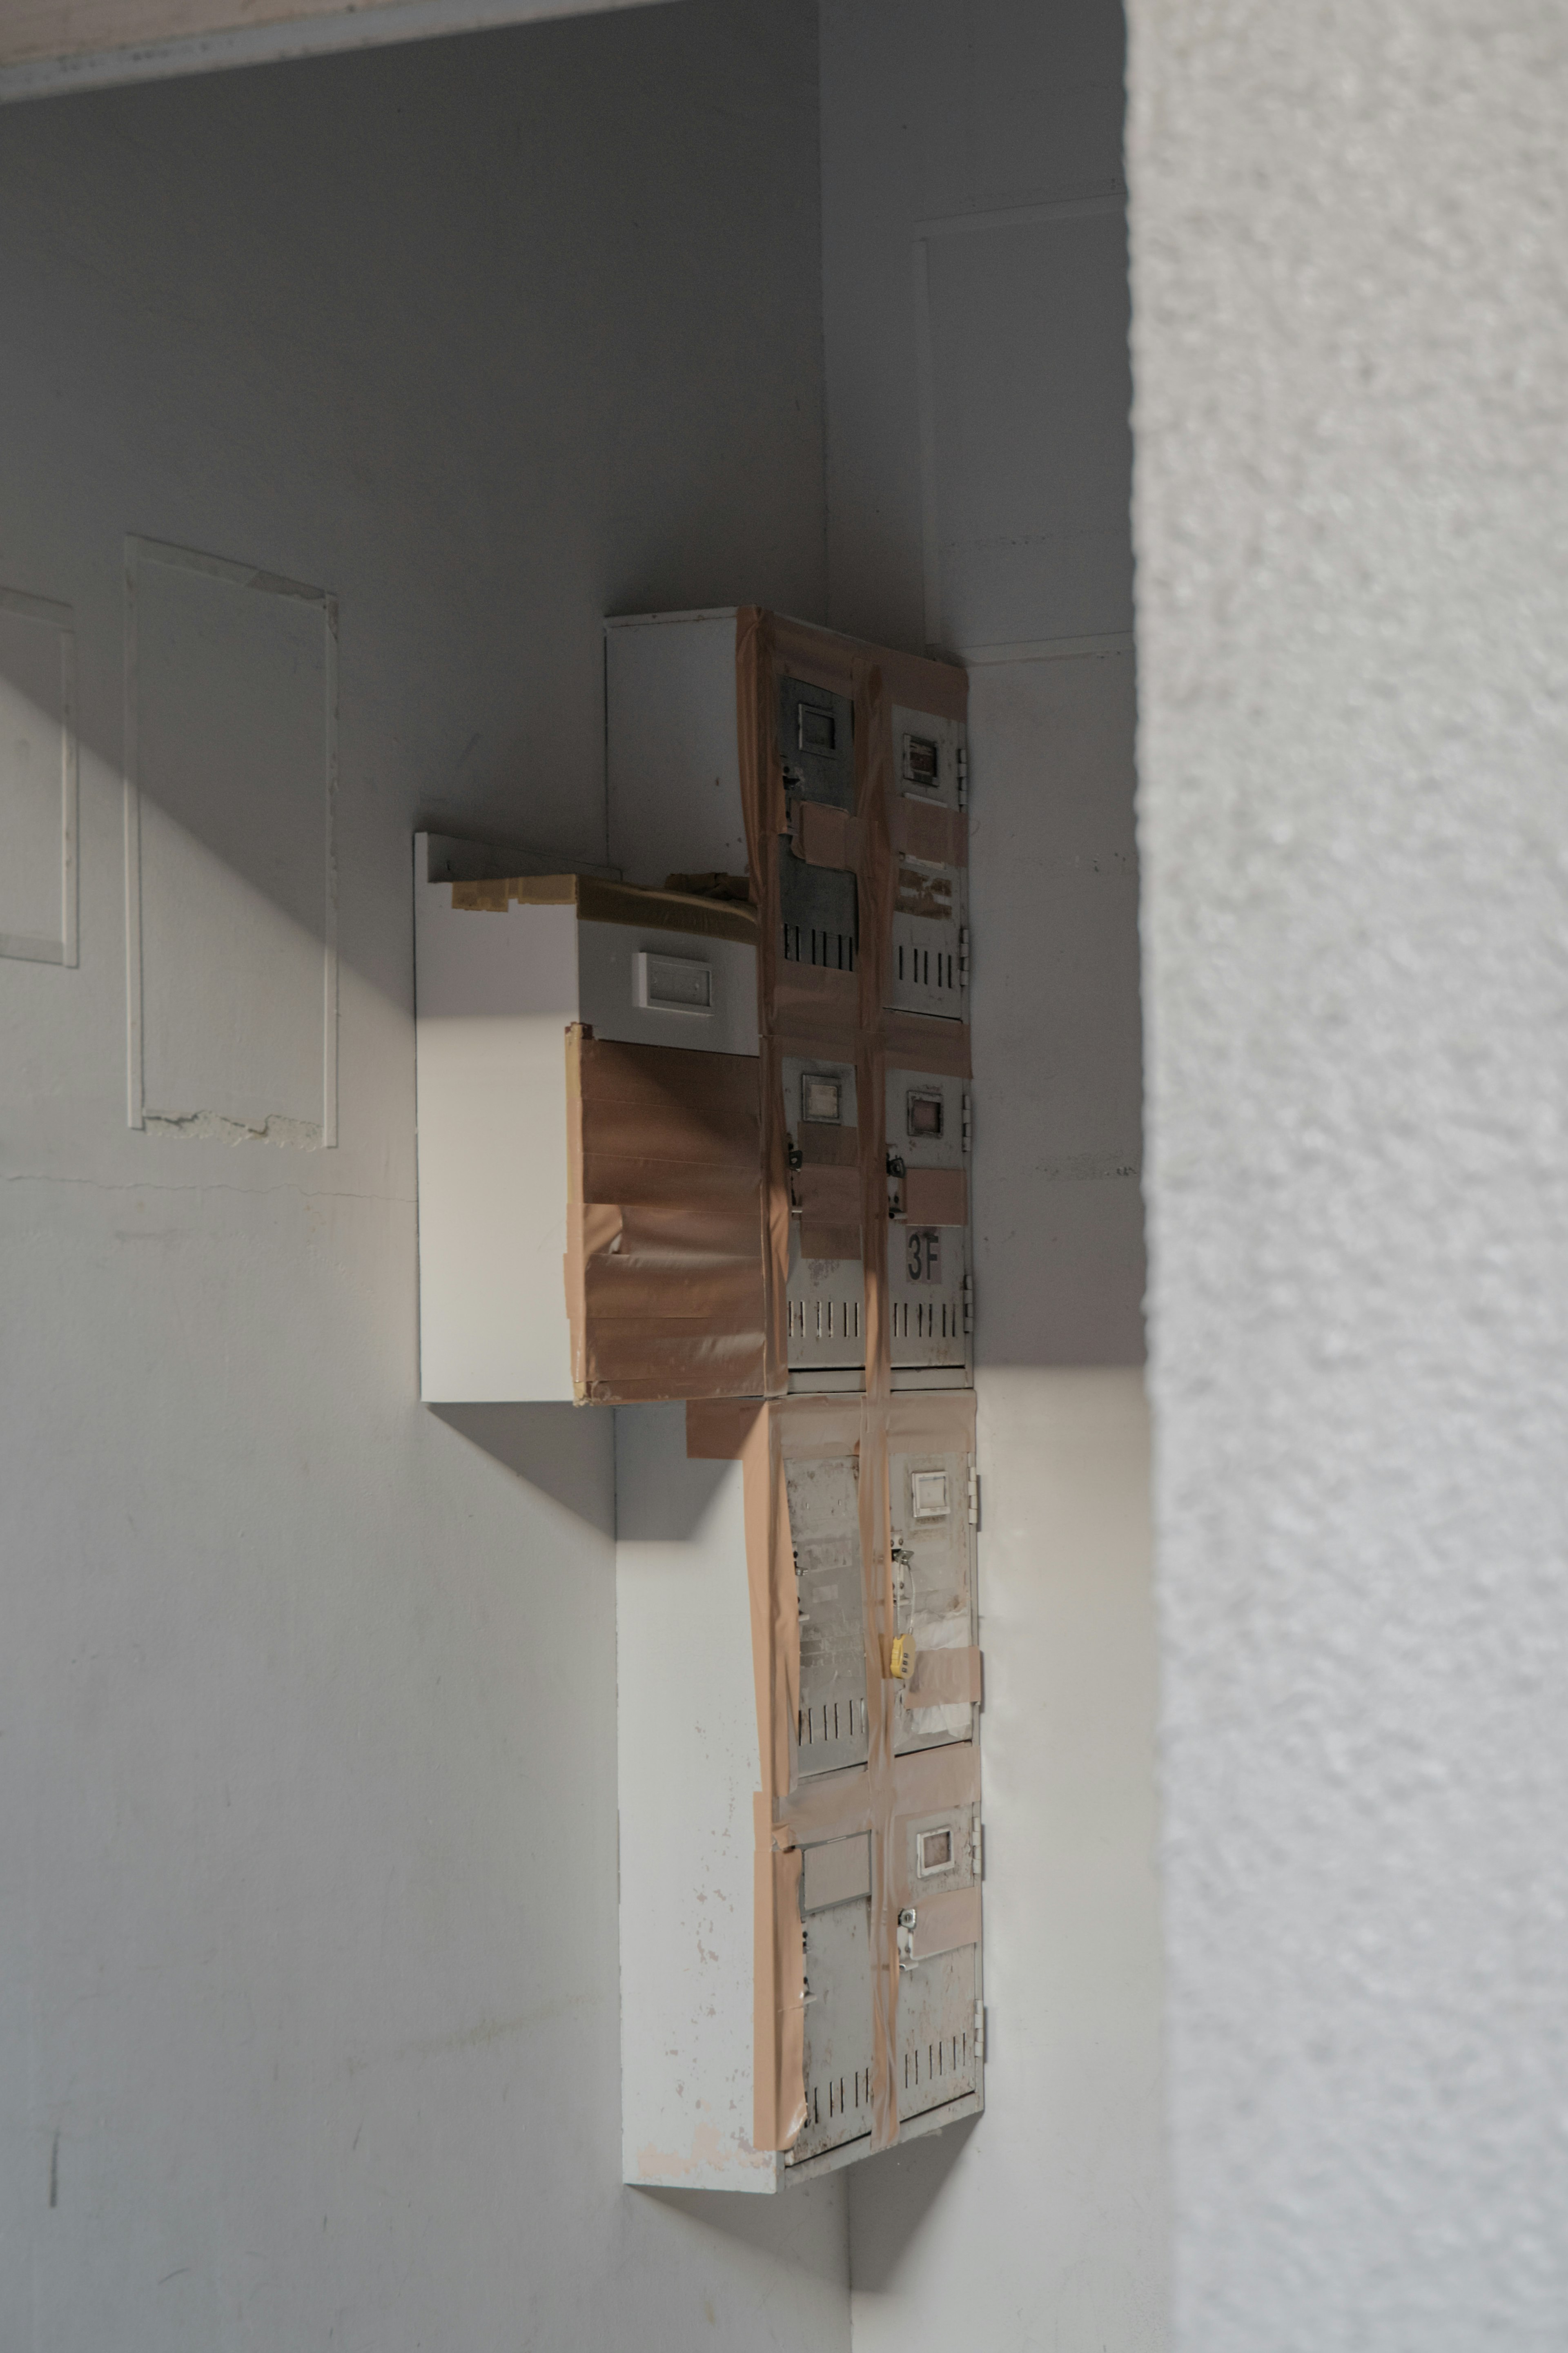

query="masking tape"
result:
[452,870,758,944]
[904,1885,982,1964]
[905,1647,982,1707]
[901,1166,969,1228]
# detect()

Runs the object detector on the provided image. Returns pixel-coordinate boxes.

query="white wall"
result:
[819,4,1168,2345]
[0,10,851,2348]
[1127,4,1568,2349]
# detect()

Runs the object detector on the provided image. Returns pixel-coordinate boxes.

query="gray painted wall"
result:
[819,4,1167,2345]
[0,10,850,2346]
[1128,2,1568,2347]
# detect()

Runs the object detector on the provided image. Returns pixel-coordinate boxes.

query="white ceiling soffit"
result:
[0,0,672,104]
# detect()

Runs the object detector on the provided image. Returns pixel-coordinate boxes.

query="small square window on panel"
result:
[902,733,940,792]
[909,1470,949,1520]
[906,1091,943,1140]
[916,1828,954,1876]
[802,1073,842,1124]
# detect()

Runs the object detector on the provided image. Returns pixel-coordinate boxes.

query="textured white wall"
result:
[0,11,851,2348]
[820,4,1168,2346]
[1127,3,1568,2347]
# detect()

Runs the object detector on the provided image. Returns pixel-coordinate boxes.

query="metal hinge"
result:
[961,1092,972,1154]
[956,745,969,810]
[958,926,970,988]
[962,1274,974,1337]
[974,2002,986,2062]
[967,1460,979,1526]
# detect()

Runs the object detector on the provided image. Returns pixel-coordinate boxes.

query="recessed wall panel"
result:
[126,540,335,1139]
[0,590,75,966]
[921,208,1133,652]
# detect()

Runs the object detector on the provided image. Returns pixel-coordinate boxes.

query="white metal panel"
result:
[785,1231,867,1381]
[795,1896,875,2167]
[615,1407,781,2193]
[788,1454,870,1776]
[782,1052,865,1378]
[576,917,758,1057]
[897,1943,982,2123]
[891,1444,977,1753]
[890,703,965,812]
[886,1066,969,1374]
[604,610,746,890]
[888,857,966,1019]
[414,839,577,1403]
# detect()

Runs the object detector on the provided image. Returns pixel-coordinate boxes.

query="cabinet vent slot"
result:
[798,1697,863,1747]
[783,923,856,972]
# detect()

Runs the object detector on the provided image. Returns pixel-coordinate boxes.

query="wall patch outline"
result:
[122,534,339,1143]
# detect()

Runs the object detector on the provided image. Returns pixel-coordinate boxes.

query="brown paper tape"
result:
[906,1647,983,1706]
[564,1029,765,1402]
[883,1009,972,1079]
[452,870,758,943]
[800,1223,862,1264]
[796,802,862,870]
[891,796,968,869]
[798,1123,859,1169]
[901,1167,969,1228]
[753,1823,808,2152]
[906,1885,982,1964]
[798,1162,861,1227]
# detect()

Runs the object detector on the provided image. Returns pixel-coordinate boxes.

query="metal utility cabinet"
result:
[414,607,982,2188]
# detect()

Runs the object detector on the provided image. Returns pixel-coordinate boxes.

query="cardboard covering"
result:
[453,869,758,944]
[891,796,968,869]
[905,1885,982,1964]
[902,1167,969,1228]
[795,803,862,870]
[906,1646,983,1706]
[564,1028,765,1403]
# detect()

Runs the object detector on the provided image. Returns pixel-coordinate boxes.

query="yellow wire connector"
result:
[889,1635,915,1682]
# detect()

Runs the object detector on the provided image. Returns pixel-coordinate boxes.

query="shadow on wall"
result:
[844,2116,976,2288]
[641,2177,853,2281]
[428,1398,737,1545]
[0,2,830,1066]
[429,1401,617,1540]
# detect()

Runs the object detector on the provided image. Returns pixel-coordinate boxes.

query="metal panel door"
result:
[786,1454,870,1775]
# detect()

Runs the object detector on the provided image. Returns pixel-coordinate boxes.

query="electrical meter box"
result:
[605,608,967,1025]
[414,832,763,1405]
[617,1396,984,2193]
